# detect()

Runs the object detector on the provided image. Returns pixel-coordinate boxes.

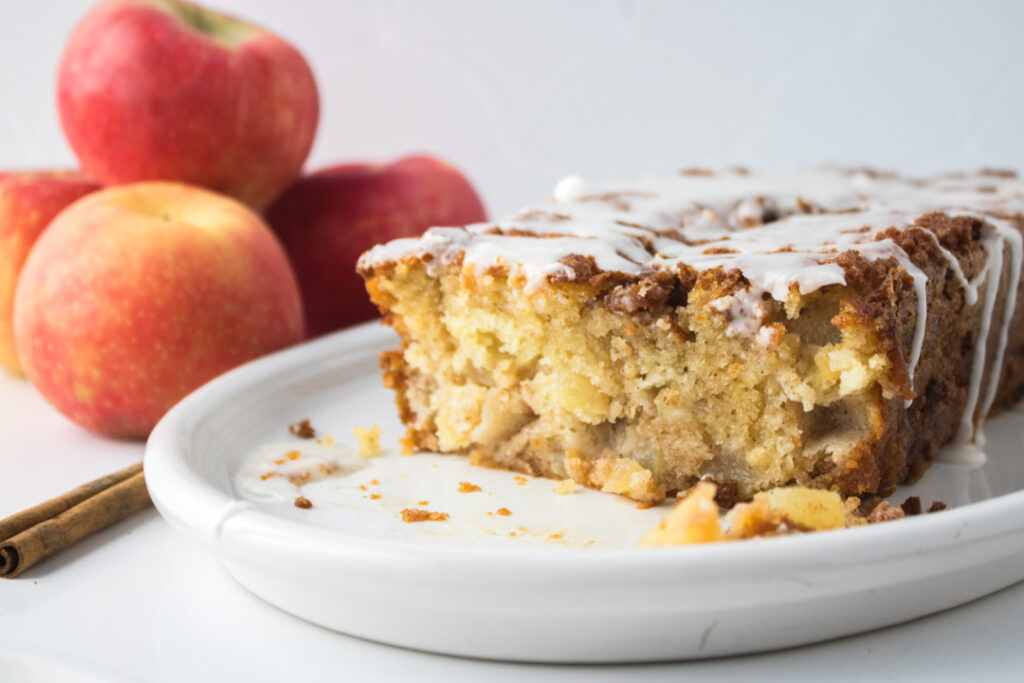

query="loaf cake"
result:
[357,168,1024,505]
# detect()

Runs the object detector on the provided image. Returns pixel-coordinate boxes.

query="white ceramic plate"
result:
[145,322,1024,662]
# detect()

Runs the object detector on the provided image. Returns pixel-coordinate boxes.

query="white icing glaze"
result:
[708,290,767,338]
[955,232,1006,445]
[360,167,1024,438]
[979,219,1024,417]
[923,227,978,306]
[552,174,591,202]
[938,442,988,466]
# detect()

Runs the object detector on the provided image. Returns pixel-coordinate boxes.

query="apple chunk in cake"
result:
[358,168,1024,504]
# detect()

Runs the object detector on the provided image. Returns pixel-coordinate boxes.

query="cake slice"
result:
[357,168,1024,505]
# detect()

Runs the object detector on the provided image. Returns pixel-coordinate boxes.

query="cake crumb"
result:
[867,501,905,523]
[294,496,313,509]
[401,508,449,522]
[928,501,948,513]
[370,493,382,500]
[289,419,316,439]
[458,482,482,493]
[316,432,334,446]
[553,479,577,495]
[640,482,863,547]
[418,500,429,505]
[509,531,517,537]
[496,507,511,516]
[900,496,922,516]
[359,484,367,491]
[548,533,563,540]
[353,424,382,458]
[514,475,529,486]
[274,450,302,465]
[370,479,380,486]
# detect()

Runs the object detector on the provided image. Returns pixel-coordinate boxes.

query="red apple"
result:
[14,182,304,438]
[0,171,101,375]
[57,0,319,209]
[265,155,487,336]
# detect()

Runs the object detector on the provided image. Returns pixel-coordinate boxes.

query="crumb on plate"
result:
[353,424,382,458]
[553,479,577,495]
[496,507,511,516]
[274,450,301,465]
[289,419,316,439]
[458,482,482,493]
[401,508,450,523]
[294,496,313,509]
[638,482,944,547]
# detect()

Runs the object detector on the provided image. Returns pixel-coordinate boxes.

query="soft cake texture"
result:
[359,168,1024,504]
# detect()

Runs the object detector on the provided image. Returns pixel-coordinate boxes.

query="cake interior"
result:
[369,259,921,504]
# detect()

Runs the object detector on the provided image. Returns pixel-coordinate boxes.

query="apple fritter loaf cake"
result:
[358,168,1024,504]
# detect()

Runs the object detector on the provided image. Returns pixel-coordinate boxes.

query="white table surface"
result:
[2,371,1023,683]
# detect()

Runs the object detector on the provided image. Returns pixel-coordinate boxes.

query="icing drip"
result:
[954,232,1005,445]
[923,228,978,306]
[888,249,929,407]
[360,167,1024,439]
[979,220,1024,417]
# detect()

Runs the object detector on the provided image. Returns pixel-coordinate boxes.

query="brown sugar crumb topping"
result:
[294,496,313,509]
[496,507,511,516]
[928,501,948,513]
[458,482,482,493]
[289,419,316,439]
[401,508,449,523]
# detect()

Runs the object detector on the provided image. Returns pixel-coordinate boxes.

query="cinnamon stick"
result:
[0,462,151,578]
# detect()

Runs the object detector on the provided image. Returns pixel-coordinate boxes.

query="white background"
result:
[3,2,1024,681]
[2,1,1024,214]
